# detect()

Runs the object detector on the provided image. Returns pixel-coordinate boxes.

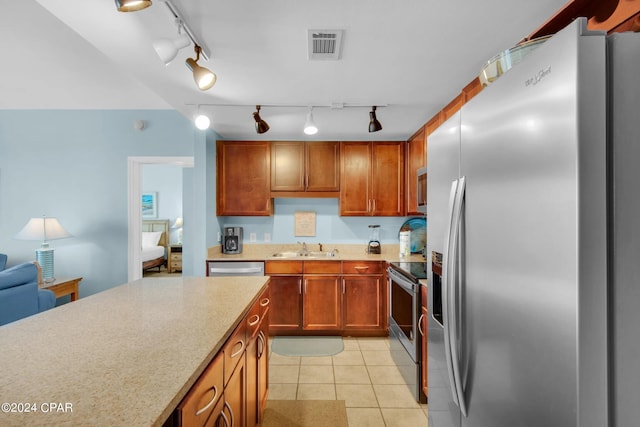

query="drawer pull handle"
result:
[230,340,245,358]
[260,297,270,307]
[354,266,369,272]
[225,401,234,427]
[195,385,219,416]
[248,314,260,327]
[219,408,230,427]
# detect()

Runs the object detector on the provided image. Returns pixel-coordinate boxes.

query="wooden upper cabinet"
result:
[217,141,272,216]
[271,141,340,197]
[340,141,405,216]
[406,127,426,216]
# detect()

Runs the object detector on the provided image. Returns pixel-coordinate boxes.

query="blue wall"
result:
[0,110,199,298]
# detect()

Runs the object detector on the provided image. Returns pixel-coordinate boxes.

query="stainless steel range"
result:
[387,261,427,403]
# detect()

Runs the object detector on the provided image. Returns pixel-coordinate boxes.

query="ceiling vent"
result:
[308,30,344,60]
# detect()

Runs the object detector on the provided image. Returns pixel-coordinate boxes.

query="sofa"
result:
[0,257,56,326]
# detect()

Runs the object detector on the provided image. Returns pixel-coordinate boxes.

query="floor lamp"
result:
[15,216,73,283]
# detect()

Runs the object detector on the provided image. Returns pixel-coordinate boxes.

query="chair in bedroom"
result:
[0,259,56,326]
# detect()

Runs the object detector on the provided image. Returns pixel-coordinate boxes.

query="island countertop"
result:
[0,276,269,427]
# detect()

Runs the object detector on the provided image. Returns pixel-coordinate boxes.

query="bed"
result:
[142,219,169,273]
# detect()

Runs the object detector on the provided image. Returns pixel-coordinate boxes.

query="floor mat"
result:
[262,400,348,427]
[271,336,344,357]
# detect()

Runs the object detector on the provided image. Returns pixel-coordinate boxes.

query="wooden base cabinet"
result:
[342,261,387,335]
[420,284,428,399]
[172,286,269,427]
[303,275,341,331]
[267,260,386,336]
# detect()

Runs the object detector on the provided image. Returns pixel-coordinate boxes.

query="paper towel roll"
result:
[399,230,411,257]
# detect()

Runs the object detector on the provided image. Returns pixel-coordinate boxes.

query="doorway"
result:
[127,156,194,282]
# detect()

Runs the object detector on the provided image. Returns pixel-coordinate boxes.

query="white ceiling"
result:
[3,0,567,141]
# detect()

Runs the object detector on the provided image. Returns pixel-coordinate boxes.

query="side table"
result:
[168,245,183,273]
[41,277,82,301]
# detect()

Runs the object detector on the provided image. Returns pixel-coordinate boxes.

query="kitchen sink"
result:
[270,250,339,259]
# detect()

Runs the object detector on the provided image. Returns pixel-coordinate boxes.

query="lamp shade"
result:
[153,34,191,65]
[368,106,382,132]
[115,0,152,12]
[303,108,318,135]
[14,216,72,283]
[185,58,217,91]
[172,217,184,228]
[15,217,73,242]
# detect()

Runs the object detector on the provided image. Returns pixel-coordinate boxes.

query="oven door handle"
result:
[443,177,468,416]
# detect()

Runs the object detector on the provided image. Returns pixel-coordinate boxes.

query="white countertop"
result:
[0,276,269,426]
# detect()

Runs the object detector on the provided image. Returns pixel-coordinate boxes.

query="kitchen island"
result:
[0,276,269,426]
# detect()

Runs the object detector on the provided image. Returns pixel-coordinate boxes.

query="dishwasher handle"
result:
[209,267,263,274]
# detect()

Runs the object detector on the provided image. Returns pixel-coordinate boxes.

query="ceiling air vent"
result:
[308,30,344,60]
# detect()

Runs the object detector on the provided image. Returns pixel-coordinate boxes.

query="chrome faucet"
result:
[297,241,308,254]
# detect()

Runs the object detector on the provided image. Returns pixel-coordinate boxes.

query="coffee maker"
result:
[223,227,243,254]
[367,224,381,254]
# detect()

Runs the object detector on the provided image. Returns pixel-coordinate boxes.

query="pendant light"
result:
[304,107,318,135]
[368,106,382,132]
[253,106,270,134]
[115,0,152,12]
[185,46,216,91]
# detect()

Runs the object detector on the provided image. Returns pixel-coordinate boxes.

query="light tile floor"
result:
[268,337,428,426]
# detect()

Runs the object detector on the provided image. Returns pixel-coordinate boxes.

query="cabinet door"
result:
[342,275,385,331]
[268,276,302,332]
[303,275,341,330]
[217,141,272,216]
[306,141,340,192]
[246,331,259,427]
[371,141,405,216]
[271,141,305,191]
[223,356,246,427]
[257,316,269,421]
[340,141,371,215]
[407,127,426,215]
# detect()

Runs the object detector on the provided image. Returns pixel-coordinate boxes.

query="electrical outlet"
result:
[250,233,257,242]
[217,231,221,242]
[264,233,271,242]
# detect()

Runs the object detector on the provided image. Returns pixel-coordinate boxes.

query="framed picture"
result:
[142,192,158,218]
[294,211,316,237]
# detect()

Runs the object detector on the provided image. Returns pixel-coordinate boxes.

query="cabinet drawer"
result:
[171,253,182,261]
[176,353,223,427]
[342,261,383,275]
[246,297,262,339]
[224,320,247,386]
[259,287,270,318]
[265,260,303,274]
[303,260,341,274]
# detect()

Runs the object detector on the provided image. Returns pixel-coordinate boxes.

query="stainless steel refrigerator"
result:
[427,18,640,427]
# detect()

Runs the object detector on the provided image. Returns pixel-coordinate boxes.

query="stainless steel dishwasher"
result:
[207,261,265,277]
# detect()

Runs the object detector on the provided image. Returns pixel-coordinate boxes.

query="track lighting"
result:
[185,46,216,91]
[368,106,382,132]
[253,106,270,134]
[115,0,152,12]
[304,107,318,135]
[153,29,190,65]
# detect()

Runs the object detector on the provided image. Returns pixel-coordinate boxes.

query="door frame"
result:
[127,156,194,281]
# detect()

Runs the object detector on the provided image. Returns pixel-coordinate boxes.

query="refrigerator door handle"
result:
[449,176,467,417]
[442,179,461,409]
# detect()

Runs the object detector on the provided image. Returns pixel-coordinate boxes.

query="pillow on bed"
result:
[142,231,163,248]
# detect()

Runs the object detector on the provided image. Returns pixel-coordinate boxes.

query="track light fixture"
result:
[304,107,318,135]
[115,0,152,12]
[185,46,216,91]
[153,24,191,65]
[194,105,210,130]
[368,106,382,132]
[253,106,270,134]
